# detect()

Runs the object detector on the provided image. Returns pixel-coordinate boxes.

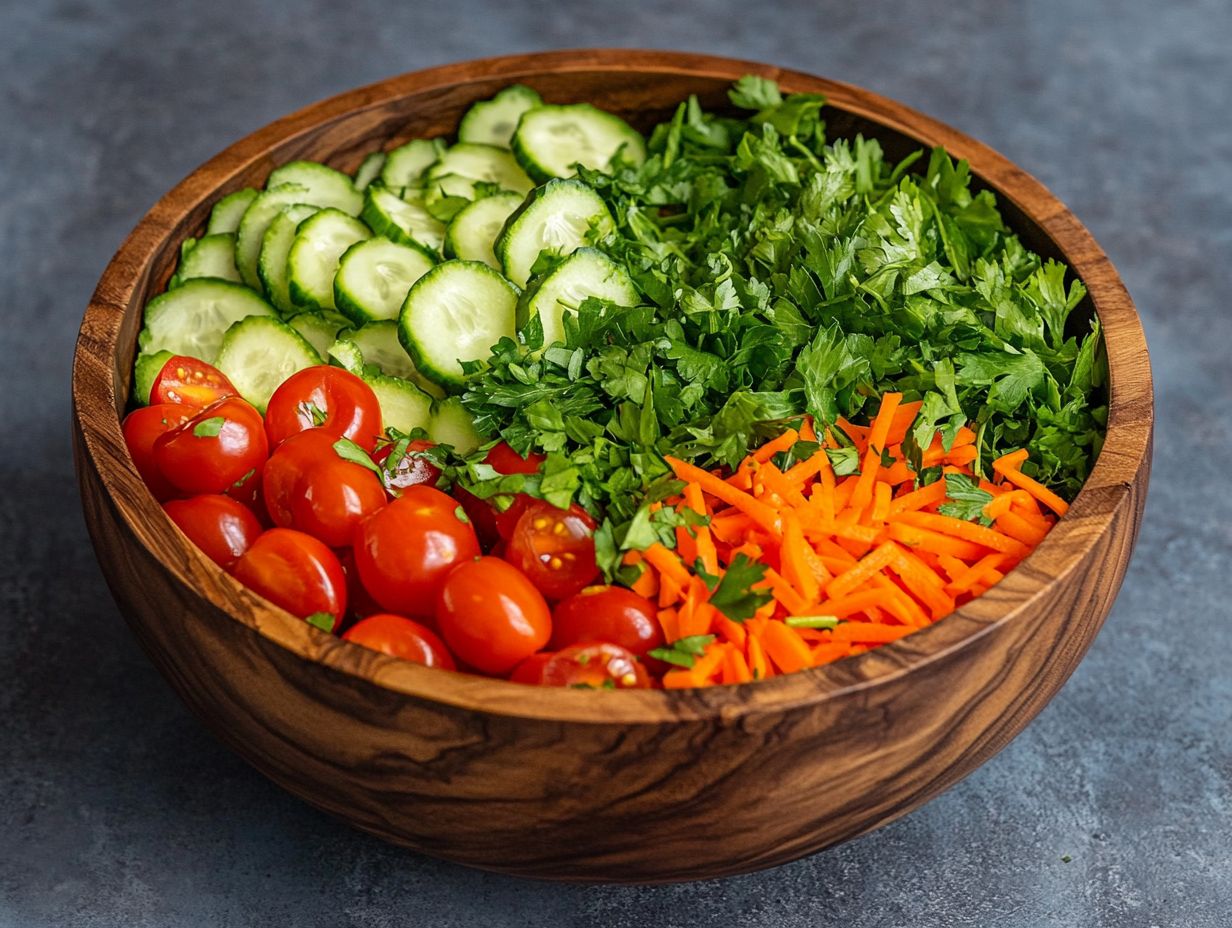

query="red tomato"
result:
[342,613,456,670]
[231,528,347,628]
[352,486,480,617]
[504,500,600,601]
[150,356,238,408]
[542,643,650,689]
[163,494,262,568]
[454,486,502,550]
[122,404,193,500]
[264,366,382,451]
[485,441,545,475]
[551,586,664,658]
[508,652,553,685]
[339,547,386,623]
[262,429,387,547]
[153,397,268,496]
[372,438,442,495]
[435,556,552,675]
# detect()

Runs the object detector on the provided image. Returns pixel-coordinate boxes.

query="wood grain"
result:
[70,50,1152,882]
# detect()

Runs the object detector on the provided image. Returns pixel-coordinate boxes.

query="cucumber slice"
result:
[353,152,386,192]
[398,260,518,389]
[364,372,434,434]
[287,209,371,312]
[258,204,320,314]
[266,161,362,212]
[360,186,445,256]
[286,311,353,358]
[170,233,240,287]
[496,179,615,287]
[444,192,523,269]
[328,338,365,374]
[512,104,647,182]
[522,248,637,347]
[345,320,444,397]
[457,85,542,149]
[132,350,174,405]
[138,279,276,362]
[379,139,445,191]
[333,237,435,324]
[236,183,362,290]
[215,316,322,412]
[207,188,258,235]
[427,397,481,454]
[424,143,533,199]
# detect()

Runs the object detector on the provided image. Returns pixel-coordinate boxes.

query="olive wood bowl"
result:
[71,50,1152,883]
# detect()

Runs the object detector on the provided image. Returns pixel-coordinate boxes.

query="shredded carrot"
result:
[753,428,799,463]
[826,541,900,600]
[993,460,1071,516]
[760,621,813,674]
[889,478,949,515]
[893,511,1030,557]
[665,456,783,538]
[643,542,692,587]
[631,564,658,599]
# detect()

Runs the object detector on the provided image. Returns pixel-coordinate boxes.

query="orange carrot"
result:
[746,633,770,681]
[849,393,902,512]
[753,428,799,463]
[826,541,900,599]
[886,521,987,560]
[945,553,1005,596]
[643,542,692,587]
[762,568,812,615]
[993,462,1070,516]
[995,509,1049,547]
[780,512,821,605]
[761,621,813,674]
[889,478,948,515]
[631,564,659,599]
[665,456,783,538]
[893,511,1030,557]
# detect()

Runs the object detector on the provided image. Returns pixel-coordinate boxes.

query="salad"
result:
[122,77,1105,689]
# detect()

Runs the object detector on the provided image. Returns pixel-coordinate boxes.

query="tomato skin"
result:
[231,528,347,628]
[504,500,600,601]
[342,613,456,670]
[542,642,651,689]
[262,429,388,547]
[508,652,554,685]
[152,397,268,496]
[352,486,481,618]
[150,356,238,408]
[551,586,664,658]
[435,556,552,675]
[163,494,262,568]
[485,442,545,476]
[264,366,382,451]
[372,439,442,495]
[122,404,194,500]
[339,547,386,624]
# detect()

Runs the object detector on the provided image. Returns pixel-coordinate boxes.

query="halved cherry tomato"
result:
[508,652,554,685]
[163,494,262,568]
[264,366,382,451]
[262,429,387,547]
[153,396,268,496]
[372,438,441,495]
[504,500,600,601]
[342,613,456,670]
[231,528,347,628]
[541,642,650,689]
[551,586,663,658]
[122,403,193,500]
[352,485,480,617]
[485,441,545,476]
[150,356,238,408]
[435,556,551,675]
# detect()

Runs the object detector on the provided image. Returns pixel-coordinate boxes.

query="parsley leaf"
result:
[709,554,773,622]
[192,416,226,438]
[938,473,995,525]
[332,437,383,476]
[648,634,716,668]
[304,612,334,632]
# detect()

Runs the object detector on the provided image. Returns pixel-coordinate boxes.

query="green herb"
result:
[192,416,226,438]
[709,554,774,622]
[297,401,328,427]
[648,634,716,669]
[453,505,469,523]
[332,437,384,476]
[304,612,334,632]
[785,615,840,629]
[938,473,995,525]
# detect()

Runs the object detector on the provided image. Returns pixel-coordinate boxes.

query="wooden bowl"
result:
[71,50,1152,883]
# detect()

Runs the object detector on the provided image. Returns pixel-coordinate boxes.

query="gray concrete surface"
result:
[1,0,1229,924]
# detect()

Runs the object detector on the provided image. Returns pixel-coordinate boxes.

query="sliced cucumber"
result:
[139,279,276,362]
[215,316,322,412]
[444,192,523,269]
[327,338,365,374]
[333,321,446,399]
[353,152,386,192]
[457,84,542,148]
[287,209,370,312]
[333,237,435,324]
[424,143,533,200]
[207,188,259,235]
[360,186,445,256]
[427,397,481,454]
[170,233,240,287]
[266,161,362,212]
[398,260,518,389]
[363,372,434,434]
[496,179,615,287]
[379,139,445,191]
[236,183,362,290]
[522,248,637,347]
[286,311,353,358]
[258,204,320,314]
[132,350,174,405]
[512,104,647,182]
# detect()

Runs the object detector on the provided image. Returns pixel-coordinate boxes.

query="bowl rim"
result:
[72,48,1152,725]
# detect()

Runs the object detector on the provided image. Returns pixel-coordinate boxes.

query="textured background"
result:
[2,0,1229,925]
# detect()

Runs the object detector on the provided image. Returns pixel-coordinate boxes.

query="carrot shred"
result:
[826,541,900,600]
[631,564,659,599]
[889,479,948,515]
[893,511,1031,557]
[993,460,1071,516]
[643,542,692,587]
[886,521,988,560]
[761,621,813,674]
[665,456,783,538]
[753,428,799,463]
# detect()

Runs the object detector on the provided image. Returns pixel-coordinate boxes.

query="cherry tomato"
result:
[150,355,238,408]
[454,486,502,550]
[542,642,650,689]
[435,556,552,675]
[551,586,664,658]
[262,429,387,547]
[508,652,554,685]
[339,547,386,623]
[264,366,382,451]
[372,438,442,495]
[352,486,480,617]
[122,404,193,500]
[153,397,268,497]
[163,494,262,568]
[231,528,347,628]
[485,441,545,475]
[342,613,456,670]
[504,500,600,601]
